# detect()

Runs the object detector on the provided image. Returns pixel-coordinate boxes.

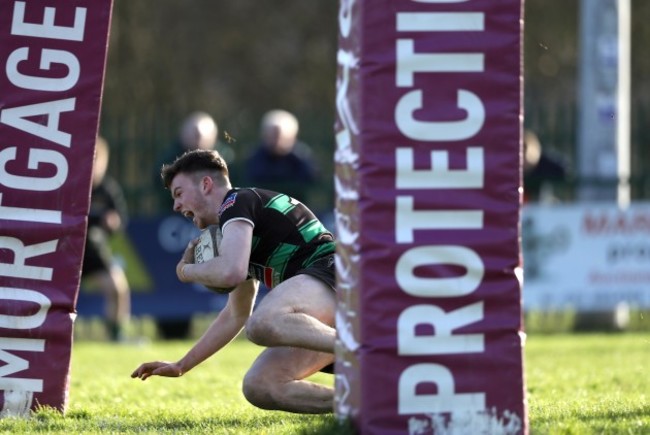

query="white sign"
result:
[523,202,650,310]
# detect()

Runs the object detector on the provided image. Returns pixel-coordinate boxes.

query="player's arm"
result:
[175,277,258,373]
[178,220,252,289]
[131,278,259,380]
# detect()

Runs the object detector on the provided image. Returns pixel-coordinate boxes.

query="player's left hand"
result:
[131,361,184,380]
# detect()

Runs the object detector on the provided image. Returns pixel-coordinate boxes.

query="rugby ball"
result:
[193,225,235,294]
[194,225,222,263]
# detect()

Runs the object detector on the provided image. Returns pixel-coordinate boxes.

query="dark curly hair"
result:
[161,149,230,189]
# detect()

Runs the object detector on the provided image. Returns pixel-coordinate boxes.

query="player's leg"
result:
[109,264,131,328]
[245,273,336,354]
[94,264,131,341]
[82,239,128,341]
[242,346,335,413]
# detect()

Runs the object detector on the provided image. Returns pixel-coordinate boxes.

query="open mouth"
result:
[182,210,194,220]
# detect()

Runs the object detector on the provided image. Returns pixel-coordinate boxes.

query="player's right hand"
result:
[176,238,199,282]
[131,361,183,380]
[182,237,199,264]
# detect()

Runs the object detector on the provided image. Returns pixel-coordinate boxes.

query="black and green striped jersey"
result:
[218,188,335,289]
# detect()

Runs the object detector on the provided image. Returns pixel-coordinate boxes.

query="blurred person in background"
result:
[82,136,131,341]
[153,111,236,211]
[244,109,318,204]
[523,129,569,203]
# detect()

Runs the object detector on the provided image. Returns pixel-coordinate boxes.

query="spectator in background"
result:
[82,136,131,342]
[523,129,568,203]
[153,111,236,211]
[244,109,317,204]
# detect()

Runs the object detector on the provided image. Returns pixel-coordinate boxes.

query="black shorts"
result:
[81,228,113,275]
[320,363,334,374]
[296,254,336,291]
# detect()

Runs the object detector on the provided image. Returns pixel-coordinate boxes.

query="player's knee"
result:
[245,312,281,346]
[242,371,278,410]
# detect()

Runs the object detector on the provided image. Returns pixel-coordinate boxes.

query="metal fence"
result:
[525,97,650,202]
[101,99,650,218]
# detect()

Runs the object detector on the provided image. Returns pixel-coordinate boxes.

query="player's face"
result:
[170,173,212,229]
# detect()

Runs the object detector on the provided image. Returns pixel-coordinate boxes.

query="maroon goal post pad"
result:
[0,0,113,416]
[334,0,527,433]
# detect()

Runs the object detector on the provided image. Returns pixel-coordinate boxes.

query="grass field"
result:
[0,323,648,434]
